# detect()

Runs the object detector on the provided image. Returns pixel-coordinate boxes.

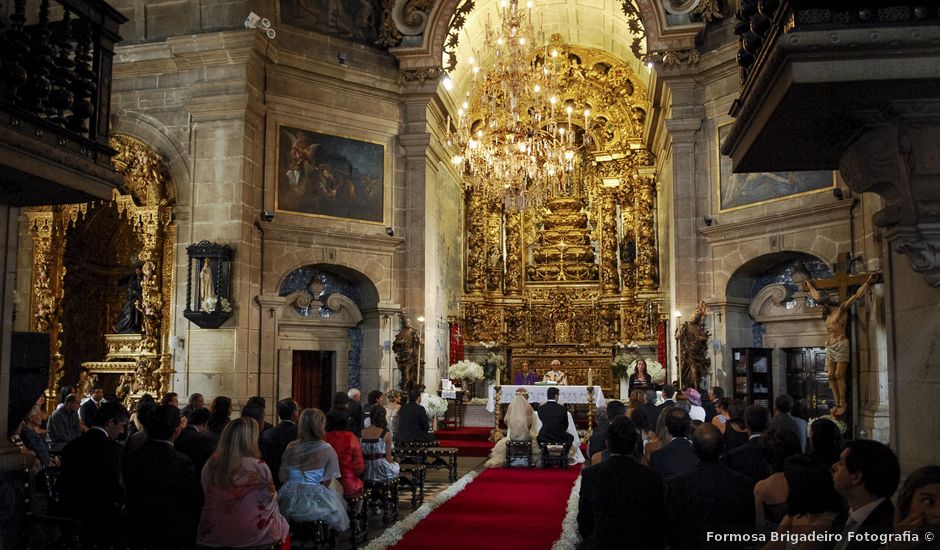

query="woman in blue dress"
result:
[277,408,350,532]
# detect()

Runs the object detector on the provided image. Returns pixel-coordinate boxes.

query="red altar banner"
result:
[658,319,668,384]
[449,323,464,365]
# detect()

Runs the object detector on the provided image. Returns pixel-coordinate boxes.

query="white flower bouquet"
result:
[447,360,484,382]
[422,394,449,420]
[630,358,664,383]
[201,296,232,314]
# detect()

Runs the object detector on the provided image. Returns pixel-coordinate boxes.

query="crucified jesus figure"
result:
[803,272,878,417]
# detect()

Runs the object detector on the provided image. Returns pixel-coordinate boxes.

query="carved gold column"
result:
[635,174,658,290]
[504,207,523,296]
[620,189,637,292]
[27,210,66,409]
[466,191,486,294]
[599,191,619,296]
[484,201,503,293]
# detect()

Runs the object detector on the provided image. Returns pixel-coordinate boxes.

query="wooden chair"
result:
[423,447,459,481]
[539,442,570,469]
[289,519,337,549]
[505,440,532,468]
[398,463,426,508]
[364,478,399,526]
[344,489,368,548]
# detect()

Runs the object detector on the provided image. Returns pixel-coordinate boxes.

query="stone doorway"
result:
[292,350,334,410]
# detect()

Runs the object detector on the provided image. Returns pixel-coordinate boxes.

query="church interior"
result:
[1,0,939,548]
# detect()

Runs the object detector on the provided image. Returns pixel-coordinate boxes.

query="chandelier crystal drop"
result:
[447,0,594,209]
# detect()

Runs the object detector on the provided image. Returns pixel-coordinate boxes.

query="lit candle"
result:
[587,368,593,386]
[496,367,501,384]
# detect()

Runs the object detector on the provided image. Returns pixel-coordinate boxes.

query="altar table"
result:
[486,385,606,412]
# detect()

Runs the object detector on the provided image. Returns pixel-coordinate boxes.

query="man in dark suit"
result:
[537,386,574,447]
[175,407,215,476]
[259,398,299,486]
[347,388,364,437]
[703,386,723,423]
[667,424,755,549]
[642,390,660,429]
[396,389,435,443]
[721,404,771,488]
[828,439,900,550]
[125,405,202,549]
[60,400,129,546]
[579,416,665,549]
[649,407,699,482]
[655,384,678,419]
[78,384,105,427]
[769,394,808,452]
[246,395,274,432]
[587,400,626,460]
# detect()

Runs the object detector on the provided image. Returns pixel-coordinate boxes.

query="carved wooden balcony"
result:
[0,0,127,206]
[721,1,940,172]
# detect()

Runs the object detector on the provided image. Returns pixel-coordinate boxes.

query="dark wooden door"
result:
[783,347,830,420]
[292,350,334,410]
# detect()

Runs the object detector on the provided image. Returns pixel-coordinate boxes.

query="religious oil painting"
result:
[276,125,385,223]
[717,124,834,212]
[278,0,379,44]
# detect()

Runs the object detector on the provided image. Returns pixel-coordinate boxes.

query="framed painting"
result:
[275,125,385,224]
[717,124,834,212]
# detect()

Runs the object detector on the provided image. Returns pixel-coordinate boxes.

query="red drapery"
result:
[658,320,668,384]
[449,322,464,366]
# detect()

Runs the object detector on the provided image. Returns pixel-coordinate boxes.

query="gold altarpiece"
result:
[26,134,176,410]
[458,46,665,395]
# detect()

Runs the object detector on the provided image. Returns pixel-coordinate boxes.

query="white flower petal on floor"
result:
[551,473,582,550]
[362,468,482,550]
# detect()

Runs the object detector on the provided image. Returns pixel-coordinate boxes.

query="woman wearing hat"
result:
[685,388,706,422]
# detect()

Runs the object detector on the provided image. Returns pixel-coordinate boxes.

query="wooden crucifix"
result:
[802,252,881,417]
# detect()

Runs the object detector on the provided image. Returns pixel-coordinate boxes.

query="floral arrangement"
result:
[480,352,504,381]
[812,414,847,436]
[421,394,448,420]
[448,360,484,382]
[201,296,232,314]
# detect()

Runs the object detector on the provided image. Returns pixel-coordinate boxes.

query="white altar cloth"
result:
[486,385,606,412]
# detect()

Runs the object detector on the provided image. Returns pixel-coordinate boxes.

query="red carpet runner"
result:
[390,466,581,550]
[433,427,494,457]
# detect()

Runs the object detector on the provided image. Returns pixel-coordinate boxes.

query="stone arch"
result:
[267,250,392,305]
[110,111,191,204]
[725,250,833,302]
[275,263,381,308]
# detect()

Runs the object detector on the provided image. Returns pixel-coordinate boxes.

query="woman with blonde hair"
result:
[278,408,349,532]
[385,389,402,437]
[626,389,646,419]
[197,417,288,548]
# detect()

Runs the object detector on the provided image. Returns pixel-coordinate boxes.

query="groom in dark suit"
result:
[578,416,665,549]
[537,387,573,447]
[828,439,900,550]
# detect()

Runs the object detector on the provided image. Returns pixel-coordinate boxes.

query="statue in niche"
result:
[199,259,214,310]
[114,262,143,333]
[393,311,422,391]
[676,301,710,390]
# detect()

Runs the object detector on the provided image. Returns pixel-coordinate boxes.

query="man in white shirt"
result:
[830,439,900,550]
[543,359,568,384]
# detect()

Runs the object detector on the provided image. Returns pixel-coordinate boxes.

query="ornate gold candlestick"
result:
[490,384,503,444]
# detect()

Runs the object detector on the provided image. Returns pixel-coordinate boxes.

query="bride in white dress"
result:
[485,390,585,467]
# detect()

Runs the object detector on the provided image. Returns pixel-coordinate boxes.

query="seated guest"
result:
[241,402,266,430]
[125,405,201,549]
[808,417,844,468]
[197,417,288,548]
[630,408,654,465]
[323,409,365,496]
[486,389,541,467]
[79,384,105,427]
[246,395,274,432]
[385,390,402,438]
[829,439,900,550]
[347,388,363,437]
[278,409,349,533]
[578,417,665,549]
[761,454,845,550]
[721,404,771,488]
[543,359,567,384]
[704,386,723,423]
[724,399,750,451]
[206,395,232,446]
[362,389,385,429]
[128,393,154,438]
[769,394,808,452]
[628,359,655,393]
[181,392,204,419]
[161,391,179,408]
[360,406,400,482]
[649,407,699,482]
[125,398,156,454]
[175,407,214,477]
[396,389,435,443]
[513,361,538,385]
[711,397,731,434]
[753,427,802,531]
[685,388,706,422]
[587,400,626,462]
[537,386,574,449]
[642,390,661,429]
[60,401,129,546]
[644,404,674,461]
[19,406,52,469]
[260,398,299,487]
[886,465,940,549]
[667,424,754,550]
[47,393,82,453]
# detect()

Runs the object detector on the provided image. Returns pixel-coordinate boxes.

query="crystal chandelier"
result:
[447,0,593,208]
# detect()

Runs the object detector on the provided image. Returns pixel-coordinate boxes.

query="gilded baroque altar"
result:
[26,134,176,409]
[458,46,665,394]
